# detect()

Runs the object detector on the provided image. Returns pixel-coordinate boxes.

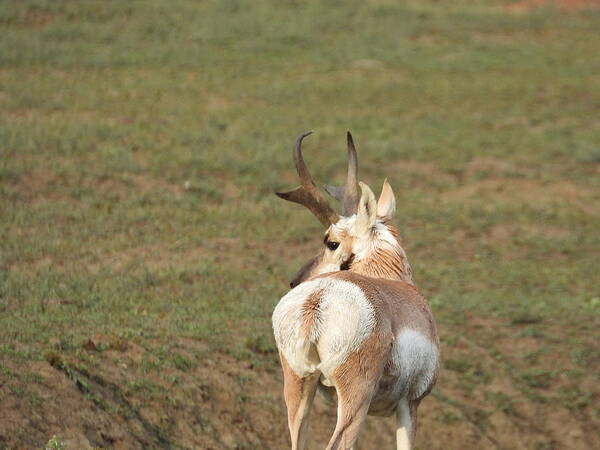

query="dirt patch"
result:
[439,315,599,450]
[508,0,600,12]
[2,314,598,449]
[443,177,597,214]
[0,360,154,449]
[7,162,185,206]
[23,8,54,28]
[391,160,457,188]
[464,157,530,180]
[7,232,265,278]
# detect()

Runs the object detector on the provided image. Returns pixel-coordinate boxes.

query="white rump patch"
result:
[272,278,376,379]
[391,328,438,399]
[272,279,324,377]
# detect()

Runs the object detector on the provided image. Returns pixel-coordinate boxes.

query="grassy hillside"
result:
[1,0,599,448]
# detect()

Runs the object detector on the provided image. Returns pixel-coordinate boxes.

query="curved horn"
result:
[342,131,360,216]
[324,131,360,216]
[276,131,339,227]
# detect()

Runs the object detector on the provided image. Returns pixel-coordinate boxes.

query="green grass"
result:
[1,0,599,448]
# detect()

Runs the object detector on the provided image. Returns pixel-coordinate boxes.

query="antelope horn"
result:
[324,131,360,216]
[343,131,360,215]
[276,131,339,227]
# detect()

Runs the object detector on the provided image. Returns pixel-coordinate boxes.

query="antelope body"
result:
[272,132,439,450]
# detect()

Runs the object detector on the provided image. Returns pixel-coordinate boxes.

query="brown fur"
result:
[280,353,320,450]
[316,271,437,346]
[325,330,392,450]
[310,271,437,449]
[299,289,324,339]
[408,399,421,443]
[351,224,413,283]
[352,246,413,283]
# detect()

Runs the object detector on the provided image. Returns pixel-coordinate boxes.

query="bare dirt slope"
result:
[2,314,598,450]
[508,0,600,12]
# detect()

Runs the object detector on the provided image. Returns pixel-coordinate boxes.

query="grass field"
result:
[1,0,599,448]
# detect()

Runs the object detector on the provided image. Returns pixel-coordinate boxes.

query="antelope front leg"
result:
[396,399,412,450]
[396,398,420,450]
[280,354,320,450]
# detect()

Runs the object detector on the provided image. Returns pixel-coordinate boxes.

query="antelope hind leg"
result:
[325,380,373,450]
[280,354,320,450]
[325,331,390,450]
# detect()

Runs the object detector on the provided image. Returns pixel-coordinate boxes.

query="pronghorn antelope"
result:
[272,132,439,450]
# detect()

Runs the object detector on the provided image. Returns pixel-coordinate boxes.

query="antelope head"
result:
[277,131,413,288]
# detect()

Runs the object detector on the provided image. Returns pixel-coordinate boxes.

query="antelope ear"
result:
[376,179,396,220]
[355,182,377,233]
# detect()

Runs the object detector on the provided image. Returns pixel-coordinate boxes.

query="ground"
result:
[1,0,599,449]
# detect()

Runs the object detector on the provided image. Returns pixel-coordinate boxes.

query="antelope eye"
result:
[326,241,340,251]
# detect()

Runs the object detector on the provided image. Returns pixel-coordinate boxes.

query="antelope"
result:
[272,132,439,450]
